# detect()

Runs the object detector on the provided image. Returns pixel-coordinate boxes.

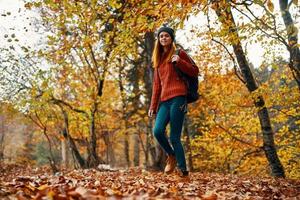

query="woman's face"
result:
[159,32,172,47]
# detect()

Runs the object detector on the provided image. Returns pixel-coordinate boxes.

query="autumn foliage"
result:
[0,0,300,198]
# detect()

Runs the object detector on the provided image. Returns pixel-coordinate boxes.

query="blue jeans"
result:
[153,96,187,171]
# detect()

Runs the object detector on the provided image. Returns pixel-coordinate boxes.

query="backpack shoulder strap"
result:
[179,49,196,65]
[173,49,186,82]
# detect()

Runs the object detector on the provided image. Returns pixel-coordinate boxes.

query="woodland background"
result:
[0,0,299,183]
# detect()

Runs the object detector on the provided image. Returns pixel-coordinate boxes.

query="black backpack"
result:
[173,49,199,104]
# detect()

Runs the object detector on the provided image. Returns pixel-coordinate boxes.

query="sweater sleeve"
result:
[176,49,199,77]
[150,68,161,113]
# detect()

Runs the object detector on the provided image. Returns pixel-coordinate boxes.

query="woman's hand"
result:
[148,109,154,118]
[171,55,180,64]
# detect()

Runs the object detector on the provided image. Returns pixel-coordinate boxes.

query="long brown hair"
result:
[152,40,176,68]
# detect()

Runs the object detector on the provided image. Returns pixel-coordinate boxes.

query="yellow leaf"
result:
[293,0,298,5]
[38,184,49,190]
[108,0,122,9]
[267,0,274,12]
[24,2,33,9]
[179,20,184,29]
[47,190,55,199]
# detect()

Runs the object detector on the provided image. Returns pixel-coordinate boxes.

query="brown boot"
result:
[179,170,189,177]
[164,155,176,174]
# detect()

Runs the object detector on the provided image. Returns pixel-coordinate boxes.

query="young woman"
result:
[148,26,199,176]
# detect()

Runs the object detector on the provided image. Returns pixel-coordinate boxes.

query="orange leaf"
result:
[202,193,218,200]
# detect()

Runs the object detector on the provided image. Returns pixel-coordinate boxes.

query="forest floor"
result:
[0,164,299,200]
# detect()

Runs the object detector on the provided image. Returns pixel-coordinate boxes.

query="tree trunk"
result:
[103,131,116,167]
[124,132,130,168]
[279,0,300,89]
[143,31,165,169]
[61,138,68,168]
[0,116,5,161]
[184,117,194,172]
[87,108,100,167]
[133,134,140,166]
[213,1,285,177]
[144,31,155,101]
[61,109,86,168]
[42,127,58,173]
[109,144,116,167]
[145,120,152,167]
[28,111,59,173]
[128,55,142,167]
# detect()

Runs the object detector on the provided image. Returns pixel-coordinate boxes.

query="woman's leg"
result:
[169,96,187,171]
[153,102,175,156]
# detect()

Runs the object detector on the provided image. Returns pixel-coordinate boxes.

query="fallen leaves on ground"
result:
[0,164,299,199]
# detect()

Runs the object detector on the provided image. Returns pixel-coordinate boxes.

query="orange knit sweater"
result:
[150,49,199,113]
